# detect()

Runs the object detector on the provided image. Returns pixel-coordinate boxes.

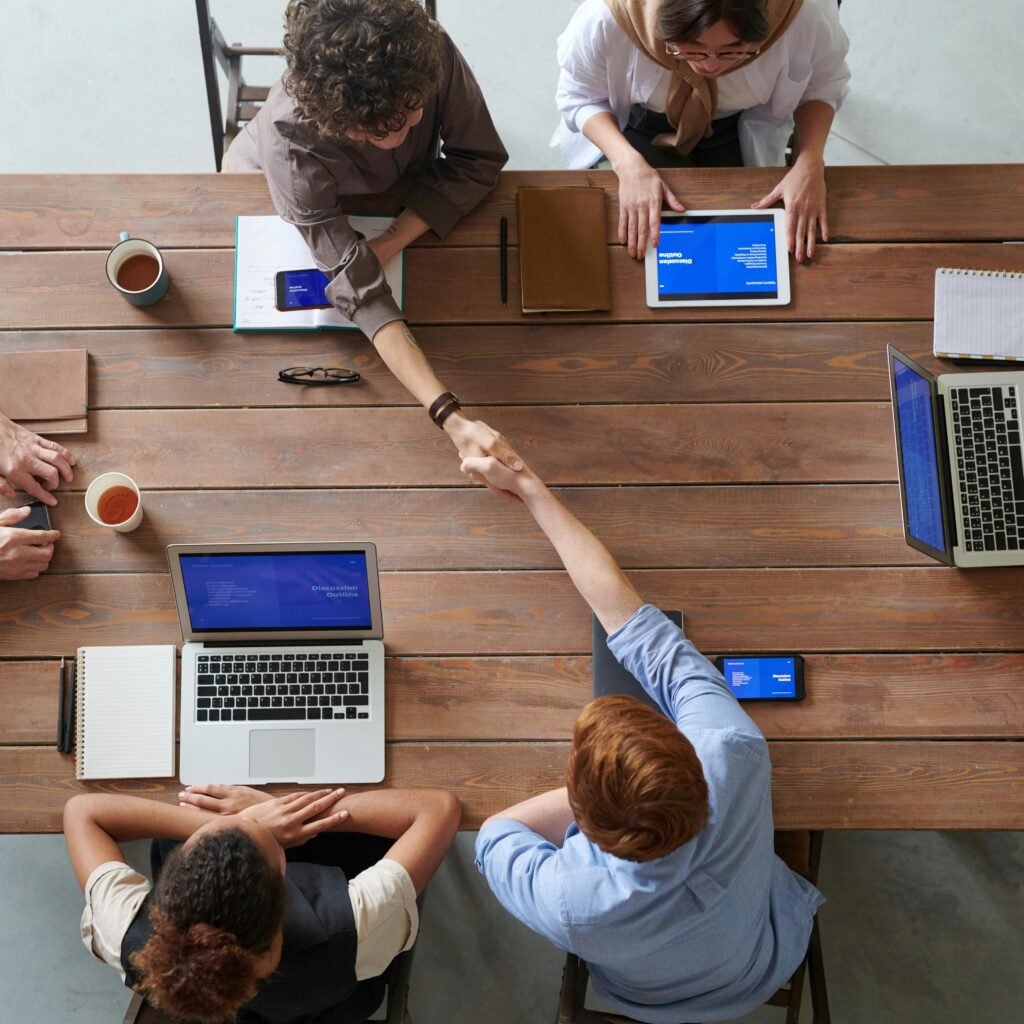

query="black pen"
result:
[63,661,77,754]
[500,216,508,306]
[57,657,67,752]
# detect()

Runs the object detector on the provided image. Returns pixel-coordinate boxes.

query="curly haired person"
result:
[65,784,460,1022]
[227,0,523,494]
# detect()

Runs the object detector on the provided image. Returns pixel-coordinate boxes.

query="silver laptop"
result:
[168,542,385,784]
[888,346,1024,567]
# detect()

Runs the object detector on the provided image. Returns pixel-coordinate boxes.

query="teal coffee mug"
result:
[105,231,169,307]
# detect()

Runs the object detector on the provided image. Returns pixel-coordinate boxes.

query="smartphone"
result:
[713,654,805,701]
[18,501,52,531]
[275,268,332,311]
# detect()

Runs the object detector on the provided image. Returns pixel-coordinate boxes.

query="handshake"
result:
[0,413,75,581]
[444,415,542,505]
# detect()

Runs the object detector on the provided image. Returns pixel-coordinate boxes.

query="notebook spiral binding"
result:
[75,648,86,777]
[939,267,1024,277]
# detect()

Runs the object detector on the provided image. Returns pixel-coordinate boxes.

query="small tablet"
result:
[645,209,790,308]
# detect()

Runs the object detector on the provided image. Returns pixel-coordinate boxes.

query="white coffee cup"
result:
[85,473,144,533]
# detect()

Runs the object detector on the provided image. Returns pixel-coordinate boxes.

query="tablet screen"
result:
[655,214,779,301]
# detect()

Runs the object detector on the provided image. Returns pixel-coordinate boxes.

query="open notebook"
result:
[234,214,404,332]
[933,267,1024,361]
[75,645,176,779]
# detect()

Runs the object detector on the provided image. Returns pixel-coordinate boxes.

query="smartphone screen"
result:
[18,501,52,531]
[714,655,804,700]
[276,269,331,310]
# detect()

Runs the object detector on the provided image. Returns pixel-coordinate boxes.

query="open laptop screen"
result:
[891,354,949,557]
[179,551,373,632]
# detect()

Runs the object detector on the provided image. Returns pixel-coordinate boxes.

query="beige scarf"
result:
[603,0,804,154]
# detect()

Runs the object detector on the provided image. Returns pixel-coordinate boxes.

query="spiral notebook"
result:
[75,645,177,779]
[933,267,1024,361]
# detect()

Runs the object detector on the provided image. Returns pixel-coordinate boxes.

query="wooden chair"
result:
[555,831,829,1024]
[196,0,439,172]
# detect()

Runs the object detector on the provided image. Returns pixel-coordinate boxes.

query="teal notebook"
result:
[233,214,404,332]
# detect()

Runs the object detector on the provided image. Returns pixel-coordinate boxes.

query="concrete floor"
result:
[2,1,1023,1021]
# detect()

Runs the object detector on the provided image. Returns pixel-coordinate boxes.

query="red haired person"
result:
[465,451,823,1022]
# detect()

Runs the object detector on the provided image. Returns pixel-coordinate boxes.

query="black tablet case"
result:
[591,610,682,715]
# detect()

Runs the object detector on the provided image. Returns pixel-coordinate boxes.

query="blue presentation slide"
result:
[721,657,797,699]
[656,215,778,299]
[181,552,372,630]
[893,359,947,553]
[283,269,330,308]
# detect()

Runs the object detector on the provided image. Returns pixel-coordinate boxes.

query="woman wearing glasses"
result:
[553,0,850,263]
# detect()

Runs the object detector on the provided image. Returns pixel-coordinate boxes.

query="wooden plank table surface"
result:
[2,167,1023,832]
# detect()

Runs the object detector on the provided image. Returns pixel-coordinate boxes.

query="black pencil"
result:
[57,656,67,752]
[500,216,508,306]
[63,661,77,754]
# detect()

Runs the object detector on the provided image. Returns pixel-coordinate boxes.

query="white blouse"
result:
[553,0,851,168]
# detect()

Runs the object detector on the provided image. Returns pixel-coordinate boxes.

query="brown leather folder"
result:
[0,349,88,434]
[517,186,612,313]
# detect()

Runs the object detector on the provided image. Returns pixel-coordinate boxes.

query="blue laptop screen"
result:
[655,214,778,300]
[892,357,948,554]
[180,552,373,631]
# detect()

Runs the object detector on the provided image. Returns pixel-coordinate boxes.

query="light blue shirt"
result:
[475,604,824,1023]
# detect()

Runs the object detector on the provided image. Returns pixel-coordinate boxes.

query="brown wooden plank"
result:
[6,652,1023,745]
[0,405,897,489]
[3,568,1023,657]
[1,485,926,575]
[4,244,1023,329]
[1,741,1021,832]
[0,323,942,408]
[3,167,1022,250]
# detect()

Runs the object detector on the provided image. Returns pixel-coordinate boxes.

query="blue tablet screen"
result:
[655,215,779,300]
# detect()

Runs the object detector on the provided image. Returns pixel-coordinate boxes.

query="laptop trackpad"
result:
[249,729,316,780]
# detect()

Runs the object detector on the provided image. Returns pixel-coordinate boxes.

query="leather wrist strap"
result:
[434,399,462,430]
[428,391,461,429]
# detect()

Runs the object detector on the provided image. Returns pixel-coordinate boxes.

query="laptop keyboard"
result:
[194,651,371,723]
[949,385,1024,552]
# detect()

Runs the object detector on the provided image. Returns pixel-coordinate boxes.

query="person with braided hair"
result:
[65,784,460,1023]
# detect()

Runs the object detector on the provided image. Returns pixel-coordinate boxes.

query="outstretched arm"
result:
[460,455,643,634]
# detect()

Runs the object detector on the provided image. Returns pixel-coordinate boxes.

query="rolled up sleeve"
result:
[475,819,570,950]
[348,858,420,981]
[80,861,151,978]
[258,125,403,340]
[799,0,851,111]
[555,1,616,135]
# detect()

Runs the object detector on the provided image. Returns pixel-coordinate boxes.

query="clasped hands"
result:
[180,783,350,849]
[0,413,75,581]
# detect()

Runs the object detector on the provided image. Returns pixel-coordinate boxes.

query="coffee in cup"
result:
[105,232,169,307]
[85,473,144,533]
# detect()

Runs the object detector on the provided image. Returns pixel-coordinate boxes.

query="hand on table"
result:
[443,413,525,503]
[752,155,829,263]
[0,506,61,580]
[0,414,76,506]
[237,789,350,848]
[614,152,685,259]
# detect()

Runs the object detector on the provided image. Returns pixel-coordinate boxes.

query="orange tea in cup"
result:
[97,485,140,525]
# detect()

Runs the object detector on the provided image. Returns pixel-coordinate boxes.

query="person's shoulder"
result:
[788,0,845,41]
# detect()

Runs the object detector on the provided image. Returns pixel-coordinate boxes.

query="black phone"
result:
[18,501,52,531]
[275,268,332,311]
[713,654,805,701]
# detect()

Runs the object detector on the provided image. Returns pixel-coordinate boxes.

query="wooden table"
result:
[2,167,1023,833]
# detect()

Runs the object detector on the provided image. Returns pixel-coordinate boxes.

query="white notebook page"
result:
[933,268,1024,360]
[76,645,176,779]
[234,215,402,331]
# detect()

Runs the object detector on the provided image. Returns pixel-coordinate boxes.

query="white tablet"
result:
[645,209,790,308]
